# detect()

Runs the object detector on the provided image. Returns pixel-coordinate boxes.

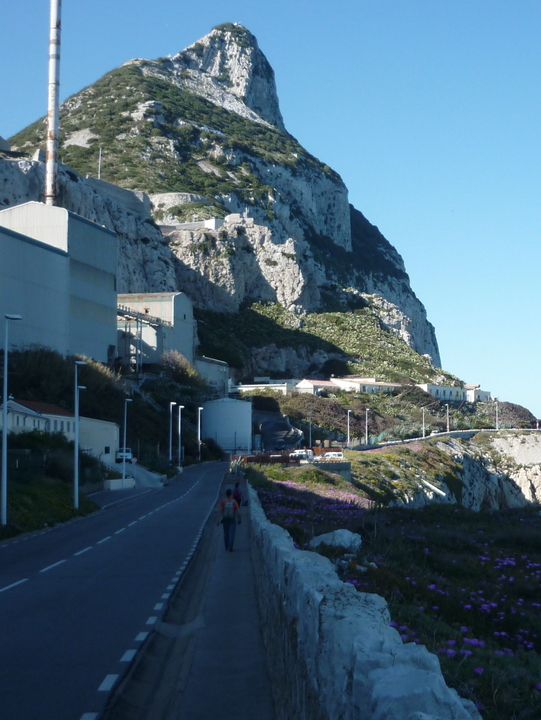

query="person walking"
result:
[219,488,241,552]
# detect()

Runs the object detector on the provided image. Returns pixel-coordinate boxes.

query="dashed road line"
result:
[40,559,66,573]
[114,528,126,535]
[146,616,158,625]
[97,536,111,544]
[135,631,149,642]
[120,649,137,662]
[80,713,99,720]
[98,674,119,692]
[154,602,164,611]
[0,578,29,593]
[74,546,93,556]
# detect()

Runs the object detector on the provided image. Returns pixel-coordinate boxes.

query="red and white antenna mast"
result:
[45,0,62,206]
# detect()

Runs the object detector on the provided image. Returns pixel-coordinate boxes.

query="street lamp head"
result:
[5,314,22,321]
[125,398,133,404]
[74,359,87,366]
[78,385,87,391]
[170,401,177,407]
[198,406,203,410]
[179,405,185,410]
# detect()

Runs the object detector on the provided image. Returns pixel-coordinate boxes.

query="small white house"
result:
[416,384,467,402]
[0,399,119,463]
[0,400,76,438]
[464,384,492,403]
[201,398,252,454]
[330,377,402,395]
[196,355,230,397]
[295,379,339,395]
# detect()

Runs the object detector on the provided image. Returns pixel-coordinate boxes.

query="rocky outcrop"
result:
[249,486,480,720]
[393,432,541,511]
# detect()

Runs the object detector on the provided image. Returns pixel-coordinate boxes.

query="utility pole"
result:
[495,399,499,431]
[347,409,351,448]
[98,146,102,179]
[445,403,450,433]
[45,0,62,206]
[422,407,426,438]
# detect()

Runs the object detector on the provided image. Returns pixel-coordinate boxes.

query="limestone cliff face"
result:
[395,433,541,511]
[7,23,441,370]
[164,23,285,130]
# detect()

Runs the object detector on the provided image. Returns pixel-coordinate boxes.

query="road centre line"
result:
[0,578,29,593]
[40,559,66,573]
[98,674,119,692]
[97,536,111,544]
[146,616,158,625]
[154,602,164,611]
[74,546,93,556]
[114,528,126,535]
[135,632,149,642]
[120,649,137,662]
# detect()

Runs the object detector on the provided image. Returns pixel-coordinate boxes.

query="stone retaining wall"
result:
[248,485,480,720]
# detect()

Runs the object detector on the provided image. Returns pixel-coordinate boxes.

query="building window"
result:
[60,421,64,432]
[54,420,57,431]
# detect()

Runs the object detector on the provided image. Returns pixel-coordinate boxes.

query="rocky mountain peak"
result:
[167,23,285,130]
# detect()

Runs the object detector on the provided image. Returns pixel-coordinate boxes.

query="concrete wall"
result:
[196,357,229,396]
[80,416,119,464]
[68,214,118,362]
[0,226,70,354]
[248,486,480,720]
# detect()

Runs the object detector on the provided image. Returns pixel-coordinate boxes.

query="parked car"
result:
[115,447,134,463]
[322,451,344,459]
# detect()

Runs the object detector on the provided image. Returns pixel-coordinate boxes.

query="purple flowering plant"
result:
[249,463,541,719]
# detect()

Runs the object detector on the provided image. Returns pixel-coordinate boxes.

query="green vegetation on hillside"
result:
[10,62,338,198]
[196,302,452,384]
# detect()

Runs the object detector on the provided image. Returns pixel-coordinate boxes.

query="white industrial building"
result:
[330,377,402,395]
[201,398,252,454]
[117,292,196,367]
[416,383,467,402]
[0,202,118,363]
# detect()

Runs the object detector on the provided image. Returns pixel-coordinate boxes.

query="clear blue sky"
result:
[2,1,540,415]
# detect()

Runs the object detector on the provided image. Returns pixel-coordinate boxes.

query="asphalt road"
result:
[0,461,227,720]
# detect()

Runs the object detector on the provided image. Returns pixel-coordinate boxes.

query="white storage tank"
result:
[201,398,252,454]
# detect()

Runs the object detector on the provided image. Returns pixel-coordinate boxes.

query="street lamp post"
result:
[177,404,184,467]
[168,401,177,464]
[495,399,499,431]
[197,406,203,462]
[2,314,22,527]
[308,417,312,449]
[422,407,426,438]
[73,359,87,510]
[365,407,369,446]
[445,403,450,433]
[122,398,133,485]
[347,409,351,448]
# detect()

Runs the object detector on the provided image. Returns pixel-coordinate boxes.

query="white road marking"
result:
[154,602,164,611]
[128,521,137,527]
[146,616,158,625]
[135,632,149,642]
[99,488,153,508]
[161,593,171,600]
[97,536,111,544]
[40,559,66,573]
[98,674,119,692]
[166,584,175,591]
[74,546,92,556]
[80,714,99,720]
[114,528,126,535]
[120,649,137,662]
[0,578,28,593]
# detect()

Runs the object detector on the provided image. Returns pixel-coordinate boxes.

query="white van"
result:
[323,451,344,460]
